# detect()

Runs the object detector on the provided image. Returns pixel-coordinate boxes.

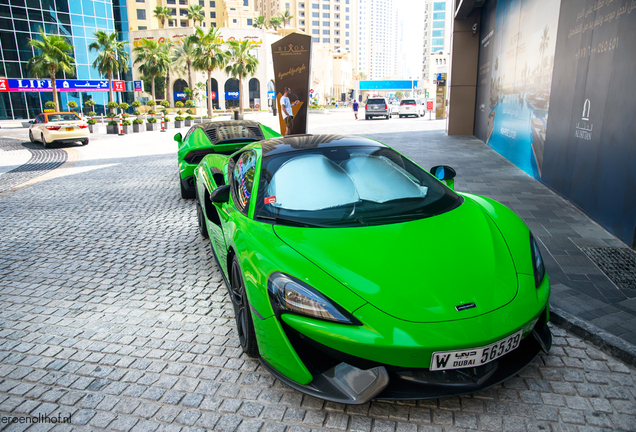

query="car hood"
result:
[273,198,518,323]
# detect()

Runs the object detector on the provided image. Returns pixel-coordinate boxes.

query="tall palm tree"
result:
[186,5,205,27]
[269,16,282,32]
[89,30,130,110]
[280,9,293,32]
[153,6,173,29]
[160,41,174,105]
[133,38,165,100]
[539,25,550,72]
[224,39,259,115]
[192,27,229,117]
[172,34,199,90]
[252,15,268,30]
[27,28,75,112]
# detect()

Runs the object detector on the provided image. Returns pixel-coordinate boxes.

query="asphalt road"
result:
[0,112,634,431]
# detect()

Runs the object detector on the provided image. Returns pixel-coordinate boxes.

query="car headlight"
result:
[530,233,545,288]
[268,272,359,325]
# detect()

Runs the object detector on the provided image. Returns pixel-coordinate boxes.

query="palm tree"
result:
[253,15,268,30]
[539,25,550,72]
[186,5,205,27]
[133,38,165,100]
[89,30,130,110]
[269,16,283,32]
[153,6,173,29]
[27,28,75,112]
[224,39,259,115]
[160,41,174,105]
[192,27,229,117]
[280,9,293,32]
[172,34,199,90]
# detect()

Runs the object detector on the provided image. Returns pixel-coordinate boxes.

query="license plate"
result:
[66,127,74,131]
[430,330,523,371]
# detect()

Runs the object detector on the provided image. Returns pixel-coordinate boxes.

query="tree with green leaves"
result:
[160,41,175,106]
[133,38,168,101]
[186,5,205,27]
[224,39,259,115]
[153,6,173,29]
[27,28,76,112]
[193,27,229,117]
[172,34,199,90]
[280,9,293,32]
[89,30,130,111]
[253,15,268,29]
[269,16,283,32]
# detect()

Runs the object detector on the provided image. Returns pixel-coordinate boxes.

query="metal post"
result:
[118,114,123,136]
[161,113,166,132]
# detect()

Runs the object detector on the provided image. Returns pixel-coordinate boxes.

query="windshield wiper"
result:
[257,215,326,228]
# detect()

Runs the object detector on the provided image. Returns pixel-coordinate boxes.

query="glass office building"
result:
[0,0,124,119]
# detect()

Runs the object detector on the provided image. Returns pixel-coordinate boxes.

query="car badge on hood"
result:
[456,302,477,312]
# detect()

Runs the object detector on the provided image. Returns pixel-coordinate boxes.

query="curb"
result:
[550,304,636,367]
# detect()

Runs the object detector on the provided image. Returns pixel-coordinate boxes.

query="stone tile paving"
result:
[0,118,634,431]
[0,139,67,193]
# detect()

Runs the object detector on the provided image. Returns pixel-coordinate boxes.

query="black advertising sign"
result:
[272,33,312,135]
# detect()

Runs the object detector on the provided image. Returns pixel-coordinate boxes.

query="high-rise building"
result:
[0,0,122,119]
[422,0,451,95]
[356,0,398,80]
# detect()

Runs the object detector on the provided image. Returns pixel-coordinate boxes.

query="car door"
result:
[32,114,45,138]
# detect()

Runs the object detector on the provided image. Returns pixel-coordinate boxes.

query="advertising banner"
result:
[272,33,311,135]
[174,92,187,101]
[435,73,447,119]
[0,79,126,92]
[134,80,143,91]
[225,91,239,99]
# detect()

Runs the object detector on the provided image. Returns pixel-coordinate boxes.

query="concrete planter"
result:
[106,125,118,134]
[185,119,193,127]
[146,122,159,131]
[88,124,99,134]
[194,118,203,124]
[122,125,132,134]
[133,123,145,133]
[174,120,184,129]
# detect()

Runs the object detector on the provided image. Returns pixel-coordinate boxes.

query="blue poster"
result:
[225,91,239,99]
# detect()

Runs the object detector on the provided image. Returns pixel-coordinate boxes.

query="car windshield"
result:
[367,99,385,105]
[48,114,80,122]
[401,100,416,105]
[255,145,461,227]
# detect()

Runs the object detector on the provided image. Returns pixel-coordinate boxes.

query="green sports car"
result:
[193,134,552,403]
[174,120,281,199]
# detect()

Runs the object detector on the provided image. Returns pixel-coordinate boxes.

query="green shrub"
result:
[131,100,141,108]
[174,116,185,121]
[44,101,56,109]
[133,110,141,116]
[147,100,156,107]
[88,111,97,117]
[122,120,131,126]
[107,112,117,118]
[162,109,169,115]
[67,101,78,109]
[147,117,157,123]
[133,118,144,125]
[87,119,96,125]
[176,110,184,115]
[106,101,118,109]
[148,109,156,115]
[175,101,184,108]
[107,120,118,126]
[84,100,96,107]
[185,116,195,120]
[185,108,194,114]
[185,100,194,108]
[118,102,129,111]
[160,100,170,108]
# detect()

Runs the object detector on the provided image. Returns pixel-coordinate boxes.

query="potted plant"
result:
[84,99,95,116]
[132,118,145,133]
[131,100,141,110]
[146,117,159,131]
[175,101,184,109]
[121,119,132,134]
[185,116,195,126]
[185,100,194,108]
[133,110,141,116]
[174,116,185,128]
[44,101,56,113]
[160,100,170,109]
[118,102,129,115]
[147,100,156,117]
[107,119,119,134]
[106,101,118,114]
[67,101,77,112]
[87,118,98,133]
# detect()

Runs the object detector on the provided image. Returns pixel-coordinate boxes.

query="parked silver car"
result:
[365,97,391,120]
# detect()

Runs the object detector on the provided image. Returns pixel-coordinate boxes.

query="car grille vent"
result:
[246,126,264,138]
[205,128,218,142]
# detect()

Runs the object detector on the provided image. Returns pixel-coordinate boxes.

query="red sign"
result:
[264,196,276,204]
[0,79,7,92]
[310,89,314,94]
[210,91,217,100]
[426,101,434,111]
[112,80,125,92]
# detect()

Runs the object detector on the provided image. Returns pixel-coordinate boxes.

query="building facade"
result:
[356,0,398,80]
[421,0,451,99]
[0,0,121,119]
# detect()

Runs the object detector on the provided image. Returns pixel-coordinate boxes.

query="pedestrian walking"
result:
[352,100,359,120]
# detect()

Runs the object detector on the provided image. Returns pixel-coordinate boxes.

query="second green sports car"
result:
[193,134,552,403]
[174,120,281,199]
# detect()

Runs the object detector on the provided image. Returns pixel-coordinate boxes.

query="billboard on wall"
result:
[474,0,561,180]
[272,33,311,135]
[0,79,125,92]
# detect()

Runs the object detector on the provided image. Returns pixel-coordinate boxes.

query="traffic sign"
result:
[310,89,314,94]
[426,101,434,111]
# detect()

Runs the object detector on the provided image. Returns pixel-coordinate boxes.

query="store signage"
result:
[267,91,275,99]
[427,100,434,111]
[210,91,217,99]
[134,80,143,91]
[0,79,126,92]
[174,92,187,101]
[225,91,239,99]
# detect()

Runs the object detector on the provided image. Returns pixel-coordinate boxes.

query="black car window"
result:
[231,150,258,215]
[367,99,386,105]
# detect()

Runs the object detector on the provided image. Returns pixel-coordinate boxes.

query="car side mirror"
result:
[430,165,457,190]
[210,184,230,203]
[174,132,183,144]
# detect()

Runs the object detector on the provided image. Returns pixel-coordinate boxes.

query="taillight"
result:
[385,104,388,110]
[365,104,368,110]
[46,126,61,131]
[79,125,88,129]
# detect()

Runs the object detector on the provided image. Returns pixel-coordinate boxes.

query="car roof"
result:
[191,120,265,144]
[43,112,78,115]
[260,134,387,156]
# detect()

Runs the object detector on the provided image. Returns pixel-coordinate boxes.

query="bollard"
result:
[118,114,123,135]
[161,113,166,132]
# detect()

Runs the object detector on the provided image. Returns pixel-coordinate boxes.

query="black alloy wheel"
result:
[230,257,258,357]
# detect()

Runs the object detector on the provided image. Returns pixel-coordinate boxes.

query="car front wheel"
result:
[41,134,48,148]
[230,257,258,357]
[196,200,208,238]
[29,130,36,143]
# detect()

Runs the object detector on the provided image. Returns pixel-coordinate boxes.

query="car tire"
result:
[399,115,403,118]
[82,138,89,146]
[196,200,209,239]
[41,134,48,148]
[180,179,195,199]
[365,115,369,120]
[29,130,35,143]
[230,257,258,358]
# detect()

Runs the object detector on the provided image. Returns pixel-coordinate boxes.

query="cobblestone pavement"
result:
[0,115,635,431]
[0,139,68,193]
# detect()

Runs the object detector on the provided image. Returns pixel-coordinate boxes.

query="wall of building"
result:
[472,0,636,247]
